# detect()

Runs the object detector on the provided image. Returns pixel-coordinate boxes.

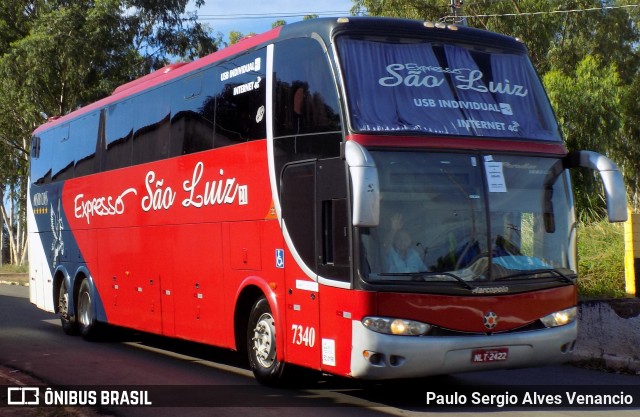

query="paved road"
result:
[0,283,638,417]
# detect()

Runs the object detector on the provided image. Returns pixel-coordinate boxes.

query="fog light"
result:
[363,350,384,365]
[389,355,405,367]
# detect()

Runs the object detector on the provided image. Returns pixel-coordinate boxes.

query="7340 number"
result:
[291,324,316,347]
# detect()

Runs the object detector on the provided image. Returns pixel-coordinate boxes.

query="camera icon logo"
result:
[7,387,40,405]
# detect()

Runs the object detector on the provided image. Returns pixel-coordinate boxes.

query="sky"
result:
[187,0,356,42]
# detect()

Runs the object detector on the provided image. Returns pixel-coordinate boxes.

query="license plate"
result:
[471,348,509,363]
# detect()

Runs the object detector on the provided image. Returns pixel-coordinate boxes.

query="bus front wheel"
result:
[247,297,287,385]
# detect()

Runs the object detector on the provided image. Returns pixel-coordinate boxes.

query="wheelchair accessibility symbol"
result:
[275,249,285,268]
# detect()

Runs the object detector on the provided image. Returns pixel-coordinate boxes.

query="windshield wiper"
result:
[377,271,476,290]
[495,268,574,284]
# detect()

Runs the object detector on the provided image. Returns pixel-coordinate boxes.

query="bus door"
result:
[279,158,349,370]
[280,161,321,369]
[315,157,351,374]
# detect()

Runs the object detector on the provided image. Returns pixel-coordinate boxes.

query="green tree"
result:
[126,0,217,67]
[351,0,640,218]
[613,69,640,210]
[544,56,622,155]
[228,30,257,45]
[228,31,245,45]
[352,0,639,71]
[544,56,624,218]
[0,0,220,265]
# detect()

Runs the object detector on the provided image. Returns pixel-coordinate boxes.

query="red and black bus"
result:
[28,17,627,384]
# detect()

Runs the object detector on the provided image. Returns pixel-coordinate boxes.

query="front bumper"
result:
[350,320,577,379]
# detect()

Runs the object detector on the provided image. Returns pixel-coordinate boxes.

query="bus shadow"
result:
[96,324,251,370]
[87,325,631,412]
[93,325,498,410]
[95,324,461,409]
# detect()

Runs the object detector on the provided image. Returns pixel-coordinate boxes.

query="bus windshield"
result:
[337,36,561,141]
[360,152,577,286]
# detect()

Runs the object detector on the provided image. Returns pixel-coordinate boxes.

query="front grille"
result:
[428,320,546,336]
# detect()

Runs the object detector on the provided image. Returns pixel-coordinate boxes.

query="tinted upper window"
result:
[171,71,215,156]
[105,100,133,170]
[133,88,170,164]
[51,124,73,181]
[73,113,100,177]
[337,37,561,141]
[31,132,53,185]
[215,49,267,146]
[273,38,341,137]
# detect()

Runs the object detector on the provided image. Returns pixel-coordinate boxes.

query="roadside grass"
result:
[577,220,626,298]
[0,263,28,274]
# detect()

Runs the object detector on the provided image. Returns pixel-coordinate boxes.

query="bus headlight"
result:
[540,307,577,328]
[362,316,431,336]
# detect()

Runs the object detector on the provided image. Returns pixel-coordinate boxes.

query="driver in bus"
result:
[384,213,427,273]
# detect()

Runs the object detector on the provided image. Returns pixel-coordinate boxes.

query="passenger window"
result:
[214,49,267,146]
[105,100,133,170]
[273,38,341,137]
[133,89,170,164]
[73,113,100,177]
[51,124,73,181]
[171,71,215,156]
[32,133,53,185]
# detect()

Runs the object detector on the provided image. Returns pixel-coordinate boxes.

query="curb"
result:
[571,299,640,374]
[0,273,28,286]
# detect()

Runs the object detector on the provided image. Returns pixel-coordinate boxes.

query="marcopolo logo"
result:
[472,286,509,295]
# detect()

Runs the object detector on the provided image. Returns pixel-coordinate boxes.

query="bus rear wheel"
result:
[77,279,98,340]
[247,297,288,385]
[58,280,77,335]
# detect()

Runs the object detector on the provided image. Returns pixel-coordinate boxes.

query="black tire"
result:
[77,279,99,340]
[58,280,78,335]
[247,297,288,386]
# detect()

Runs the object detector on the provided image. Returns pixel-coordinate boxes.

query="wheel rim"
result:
[78,289,93,327]
[252,312,276,368]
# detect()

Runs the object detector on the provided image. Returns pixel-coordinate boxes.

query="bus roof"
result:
[32,16,525,136]
[280,16,523,48]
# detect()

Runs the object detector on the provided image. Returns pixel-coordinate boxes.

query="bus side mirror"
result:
[565,150,628,223]
[345,141,380,227]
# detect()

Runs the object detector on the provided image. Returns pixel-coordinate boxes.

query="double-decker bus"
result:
[28,17,627,385]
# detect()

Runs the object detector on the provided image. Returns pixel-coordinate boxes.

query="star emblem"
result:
[483,311,498,330]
